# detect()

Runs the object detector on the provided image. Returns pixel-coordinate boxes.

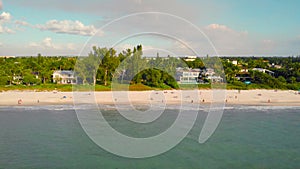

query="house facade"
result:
[52,70,76,84]
[183,56,197,62]
[206,75,224,83]
[176,67,201,84]
[252,68,275,76]
[176,67,224,84]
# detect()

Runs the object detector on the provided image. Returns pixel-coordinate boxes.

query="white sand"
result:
[0,90,299,106]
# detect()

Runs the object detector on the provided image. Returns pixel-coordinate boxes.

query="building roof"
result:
[252,68,274,74]
[53,70,74,75]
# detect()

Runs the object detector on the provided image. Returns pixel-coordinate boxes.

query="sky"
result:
[0,0,300,56]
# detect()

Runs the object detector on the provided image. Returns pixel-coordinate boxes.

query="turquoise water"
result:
[0,105,299,169]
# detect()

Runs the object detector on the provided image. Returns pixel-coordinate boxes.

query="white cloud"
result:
[0,25,14,33]
[0,12,15,33]
[206,24,230,31]
[205,24,248,36]
[0,12,11,22]
[15,20,30,26]
[14,20,32,31]
[29,37,58,49]
[37,20,102,36]
[42,37,54,48]
[29,37,79,52]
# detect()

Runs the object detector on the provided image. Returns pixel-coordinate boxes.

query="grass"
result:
[0,83,155,92]
[1,82,299,92]
[129,84,155,91]
[0,84,73,91]
[198,84,212,89]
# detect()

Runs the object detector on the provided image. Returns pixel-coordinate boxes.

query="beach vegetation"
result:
[0,46,299,91]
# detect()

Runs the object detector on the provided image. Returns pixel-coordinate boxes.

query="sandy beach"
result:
[0,89,299,106]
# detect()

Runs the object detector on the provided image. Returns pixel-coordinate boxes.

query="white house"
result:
[176,67,201,84]
[205,68,215,76]
[252,68,274,76]
[206,75,224,83]
[184,56,197,62]
[52,70,76,84]
[232,60,238,65]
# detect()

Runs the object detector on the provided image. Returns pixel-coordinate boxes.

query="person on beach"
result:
[18,99,22,105]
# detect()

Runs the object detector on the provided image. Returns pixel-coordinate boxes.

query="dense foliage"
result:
[0,46,299,90]
[219,57,300,90]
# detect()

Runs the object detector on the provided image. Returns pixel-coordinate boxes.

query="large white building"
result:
[52,70,76,84]
[252,68,274,76]
[176,68,201,84]
[176,67,224,84]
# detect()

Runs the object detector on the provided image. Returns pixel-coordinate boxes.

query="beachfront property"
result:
[235,73,252,82]
[232,60,238,65]
[206,75,224,83]
[203,68,224,82]
[176,67,223,84]
[12,75,23,85]
[252,68,275,76]
[270,63,282,69]
[204,68,215,76]
[11,72,40,85]
[235,68,275,83]
[183,56,197,62]
[52,70,76,84]
[176,67,202,84]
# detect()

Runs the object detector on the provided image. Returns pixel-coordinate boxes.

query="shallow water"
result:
[0,105,299,169]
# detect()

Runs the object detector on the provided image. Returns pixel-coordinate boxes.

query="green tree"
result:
[23,71,40,85]
[76,46,103,85]
[124,45,146,84]
[290,76,296,83]
[277,76,286,83]
[96,48,120,86]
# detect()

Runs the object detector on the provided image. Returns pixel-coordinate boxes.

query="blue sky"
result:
[0,0,300,56]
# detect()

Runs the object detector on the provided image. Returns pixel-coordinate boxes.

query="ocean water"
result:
[0,105,299,169]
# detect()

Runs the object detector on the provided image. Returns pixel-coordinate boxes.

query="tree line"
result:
[0,45,299,90]
[74,45,185,89]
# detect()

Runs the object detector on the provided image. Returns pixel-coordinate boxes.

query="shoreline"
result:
[0,89,299,107]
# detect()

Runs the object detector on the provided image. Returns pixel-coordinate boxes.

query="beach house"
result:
[176,67,201,84]
[52,70,76,84]
[252,68,275,76]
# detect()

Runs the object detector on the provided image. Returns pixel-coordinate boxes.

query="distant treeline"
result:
[0,45,299,90]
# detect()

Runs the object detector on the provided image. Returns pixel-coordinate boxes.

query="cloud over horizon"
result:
[36,20,101,36]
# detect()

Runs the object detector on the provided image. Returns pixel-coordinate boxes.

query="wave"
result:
[0,104,299,112]
[233,105,300,111]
